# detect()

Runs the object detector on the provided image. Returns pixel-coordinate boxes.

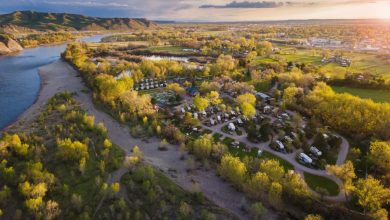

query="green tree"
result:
[269,182,282,207]
[249,202,267,220]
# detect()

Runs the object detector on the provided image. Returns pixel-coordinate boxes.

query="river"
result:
[0,35,105,130]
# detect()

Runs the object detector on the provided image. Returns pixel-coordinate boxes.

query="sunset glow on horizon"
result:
[1,0,390,21]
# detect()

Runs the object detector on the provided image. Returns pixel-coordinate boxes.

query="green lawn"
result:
[304,172,340,196]
[222,136,295,171]
[332,86,390,103]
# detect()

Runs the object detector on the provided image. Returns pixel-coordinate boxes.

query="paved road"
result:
[199,116,348,202]
[5,60,285,220]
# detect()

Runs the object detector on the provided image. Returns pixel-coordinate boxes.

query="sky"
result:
[0,0,390,21]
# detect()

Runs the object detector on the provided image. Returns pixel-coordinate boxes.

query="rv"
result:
[298,153,313,164]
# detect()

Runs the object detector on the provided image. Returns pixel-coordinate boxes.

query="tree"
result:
[56,139,89,162]
[71,194,83,212]
[237,93,256,106]
[111,182,120,195]
[179,202,192,218]
[244,172,270,200]
[206,91,222,105]
[326,161,356,199]
[368,141,390,177]
[44,200,61,220]
[259,160,284,182]
[218,154,247,188]
[269,182,282,207]
[256,41,273,56]
[249,202,267,220]
[240,102,256,118]
[282,86,301,107]
[167,83,186,97]
[245,51,258,64]
[353,176,390,214]
[305,214,324,220]
[193,95,209,112]
[193,135,213,159]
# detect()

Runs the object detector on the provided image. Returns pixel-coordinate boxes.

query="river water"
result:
[0,35,105,130]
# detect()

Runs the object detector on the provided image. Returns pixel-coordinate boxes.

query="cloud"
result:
[200,1,285,8]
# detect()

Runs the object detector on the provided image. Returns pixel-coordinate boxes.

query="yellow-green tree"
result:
[193,95,209,112]
[206,91,222,105]
[353,176,390,214]
[237,93,256,106]
[326,160,356,199]
[218,154,247,188]
[368,141,390,180]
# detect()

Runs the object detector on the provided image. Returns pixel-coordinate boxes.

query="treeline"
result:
[329,73,390,91]
[18,32,76,48]
[303,83,390,139]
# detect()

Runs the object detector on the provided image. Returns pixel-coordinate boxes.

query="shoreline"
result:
[1,64,45,133]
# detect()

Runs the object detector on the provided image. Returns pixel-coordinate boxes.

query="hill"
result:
[0,34,23,55]
[0,11,156,32]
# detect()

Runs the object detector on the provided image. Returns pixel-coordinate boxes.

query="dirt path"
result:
[3,60,282,219]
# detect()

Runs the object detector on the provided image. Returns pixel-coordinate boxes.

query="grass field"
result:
[253,46,390,80]
[332,86,390,103]
[304,172,340,196]
[148,46,194,54]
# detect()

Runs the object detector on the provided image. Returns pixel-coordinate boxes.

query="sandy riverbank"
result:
[2,60,83,133]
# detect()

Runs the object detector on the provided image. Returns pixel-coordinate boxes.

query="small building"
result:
[181,108,186,113]
[237,118,244,125]
[210,119,215,126]
[193,112,198,119]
